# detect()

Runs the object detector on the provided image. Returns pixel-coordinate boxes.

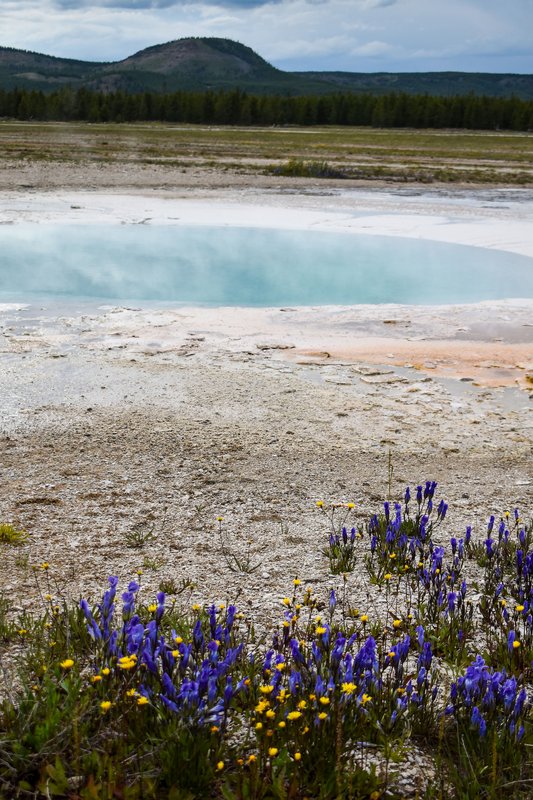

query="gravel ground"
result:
[1,300,531,622]
[0,171,532,795]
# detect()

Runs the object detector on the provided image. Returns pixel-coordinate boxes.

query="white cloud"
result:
[0,0,531,72]
[360,0,396,8]
[351,40,392,57]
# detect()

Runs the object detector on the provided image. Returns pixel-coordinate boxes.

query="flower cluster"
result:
[447,655,529,741]
[3,486,532,800]
[365,482,447,581]
[80,578,247,728]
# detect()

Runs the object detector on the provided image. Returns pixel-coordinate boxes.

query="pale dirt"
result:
[0,152,532,795]
[0,156,532,633]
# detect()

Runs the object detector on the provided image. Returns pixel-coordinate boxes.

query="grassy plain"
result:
[1,121,532,187]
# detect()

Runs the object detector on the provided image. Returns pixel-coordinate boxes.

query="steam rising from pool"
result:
[1,224,532,305]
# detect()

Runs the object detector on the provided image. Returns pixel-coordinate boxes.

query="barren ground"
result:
[0,122,532,634]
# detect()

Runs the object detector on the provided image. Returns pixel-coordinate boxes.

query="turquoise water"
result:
[0,224,532,305]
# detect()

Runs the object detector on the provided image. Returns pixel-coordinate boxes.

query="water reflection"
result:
[0,224,532,305]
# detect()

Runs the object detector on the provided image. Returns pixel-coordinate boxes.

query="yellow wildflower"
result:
[318,712,328,720]
[513,640,521,649]
[360,614,369,623]
[90,675,102,683]
[60,659,74,669]
[361,694,372,705]
[287,711,302,721]
[316,501,324,508]
[293,578,301,586]
[384,573,392,581]
[294,752,302,761]
[319,696,330,706]
[266,709,276,719]
[137,696,149,706]
[102,667,111,676]
[216,761,224,771]
[147,603,157,613]
[392,619,401,629]
[260,685,274,694]
[248,754,257,764]
[118,656,136,670]
[268,748,278,757]
[100,701,112,712]
[278,721,286,729]
[341,682,357,695]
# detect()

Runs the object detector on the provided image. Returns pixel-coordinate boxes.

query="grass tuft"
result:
[0,522,28,545]
[270,159,347,179]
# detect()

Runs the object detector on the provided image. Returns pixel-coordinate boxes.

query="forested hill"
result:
[1,37,533,99]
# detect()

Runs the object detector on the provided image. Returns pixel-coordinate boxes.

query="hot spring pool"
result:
[0,224,532,306]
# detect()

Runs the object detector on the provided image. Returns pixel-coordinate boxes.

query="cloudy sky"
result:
[1,0,532,73]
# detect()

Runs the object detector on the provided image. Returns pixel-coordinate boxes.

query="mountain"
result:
[297,70,533,99]
[1,37,533,99]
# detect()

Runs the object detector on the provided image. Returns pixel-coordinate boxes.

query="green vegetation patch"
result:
[270,159,347,179]
[0,521,28,545]
[1,484,533,798]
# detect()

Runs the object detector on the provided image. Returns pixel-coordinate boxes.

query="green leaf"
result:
[38,755,69,796]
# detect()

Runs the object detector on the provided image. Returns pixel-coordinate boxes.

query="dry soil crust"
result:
[0,163,532,620]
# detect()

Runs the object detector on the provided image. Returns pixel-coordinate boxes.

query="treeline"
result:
[1,86,532,130]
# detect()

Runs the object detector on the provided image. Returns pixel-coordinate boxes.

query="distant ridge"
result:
[1,37,533,98]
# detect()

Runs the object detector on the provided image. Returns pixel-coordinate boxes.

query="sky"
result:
[1,0,532,74]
